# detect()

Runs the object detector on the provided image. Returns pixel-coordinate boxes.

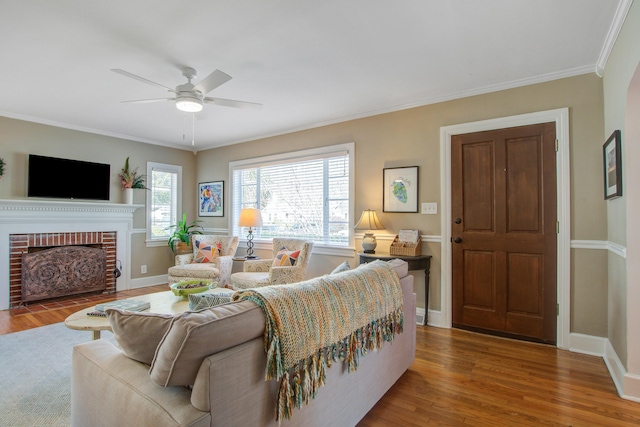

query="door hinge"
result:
[556,221,559,234]
[557,303,560,316]
[555,139,559,152]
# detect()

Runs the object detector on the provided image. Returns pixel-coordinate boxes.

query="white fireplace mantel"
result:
[0,199,143,310]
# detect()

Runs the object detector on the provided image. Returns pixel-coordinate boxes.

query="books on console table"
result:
[90,299,151,315]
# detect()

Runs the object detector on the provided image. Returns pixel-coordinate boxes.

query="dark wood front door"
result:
[451,123,557,343]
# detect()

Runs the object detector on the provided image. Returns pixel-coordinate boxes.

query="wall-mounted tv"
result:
[28,154,111,201]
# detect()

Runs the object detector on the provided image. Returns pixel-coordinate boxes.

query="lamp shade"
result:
[354,209,384,230]
[238,208,263,227]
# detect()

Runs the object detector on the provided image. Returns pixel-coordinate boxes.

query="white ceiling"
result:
[0,0,625,152]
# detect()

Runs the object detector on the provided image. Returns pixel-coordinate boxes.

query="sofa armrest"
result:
[214,255,234,287]
[175,253,194,266]
[72,340,210,427]
[243,259,273,272]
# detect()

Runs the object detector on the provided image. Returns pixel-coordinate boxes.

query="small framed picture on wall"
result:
[603,130,622,200]
[199,181,224,216]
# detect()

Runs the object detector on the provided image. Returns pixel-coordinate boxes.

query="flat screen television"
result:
[28,154,111,201]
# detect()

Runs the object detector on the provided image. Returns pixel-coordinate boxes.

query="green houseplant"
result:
[0,157,5,179]
[118,157,148,189]
[167,213,203,253]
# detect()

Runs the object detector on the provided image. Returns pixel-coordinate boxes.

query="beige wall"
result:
[0,116,197,279]
[603,0,640,372]
[0,69,610,338]
[197,73,607,334]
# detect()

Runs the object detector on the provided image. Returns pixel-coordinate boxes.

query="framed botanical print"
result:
[383,166,419,212]
[199,181,224,216]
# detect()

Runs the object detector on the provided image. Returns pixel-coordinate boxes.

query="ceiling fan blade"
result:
[194,70,232,95]
[204,97,262,110]
[122,98,174,104]
[111,69,177,93]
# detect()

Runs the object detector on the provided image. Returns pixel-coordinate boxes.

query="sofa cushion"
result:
[149,300,265,387]
[167,263,221,281]
[331,260,351,274]
[272,247,300,267]
[386,258,409,278]
[105,308,174,365]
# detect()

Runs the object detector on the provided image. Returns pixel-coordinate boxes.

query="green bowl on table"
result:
[170,280,213,298]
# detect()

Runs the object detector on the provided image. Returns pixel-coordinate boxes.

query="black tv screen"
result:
[28,154,111,201]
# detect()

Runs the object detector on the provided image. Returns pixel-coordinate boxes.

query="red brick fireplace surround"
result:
[0,199,140,311]
[9,231,117,308]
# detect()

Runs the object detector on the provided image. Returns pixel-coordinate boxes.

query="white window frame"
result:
[229,143,355,256]
[146,162,182,247]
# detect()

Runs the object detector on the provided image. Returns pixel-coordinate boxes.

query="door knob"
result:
[454,218,462,224]
[453,237,462,244]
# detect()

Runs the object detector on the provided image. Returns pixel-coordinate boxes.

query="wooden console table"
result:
[357,252,432,325]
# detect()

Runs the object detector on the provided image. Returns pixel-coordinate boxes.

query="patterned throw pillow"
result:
[193,240,219,263]
[272,247,301,267]
[188,292,233,310]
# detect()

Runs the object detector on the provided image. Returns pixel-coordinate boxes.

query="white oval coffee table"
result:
[64,290,193,339]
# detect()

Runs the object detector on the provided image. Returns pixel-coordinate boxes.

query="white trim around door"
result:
[439,108,571,349]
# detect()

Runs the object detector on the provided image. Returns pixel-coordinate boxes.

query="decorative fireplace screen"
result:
[21,246,107,303]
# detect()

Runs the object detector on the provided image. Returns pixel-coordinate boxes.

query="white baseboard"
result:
[416,307,426,325]
[419,308,443,328]
[130,274,167,290]
[569,333,640,402]
[569,332,607,356]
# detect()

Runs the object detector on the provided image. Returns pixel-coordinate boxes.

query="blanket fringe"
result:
[235,261,405,422]
[273,307,404,421]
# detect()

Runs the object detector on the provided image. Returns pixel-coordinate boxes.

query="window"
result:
[146,162,182,244]
[230,143,354,250]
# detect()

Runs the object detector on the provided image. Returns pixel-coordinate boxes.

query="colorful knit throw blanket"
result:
[232,260,404,421]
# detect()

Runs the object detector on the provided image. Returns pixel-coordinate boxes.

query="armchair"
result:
[167,235,239,288]
[230,238,314,289]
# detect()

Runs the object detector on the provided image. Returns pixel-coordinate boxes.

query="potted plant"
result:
[167,213,203,254]
[0,157,5,179]
[118,157,148,203]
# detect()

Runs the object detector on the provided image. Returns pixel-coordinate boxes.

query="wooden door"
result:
[451,123,557,343]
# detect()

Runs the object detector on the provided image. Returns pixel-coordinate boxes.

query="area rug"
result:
[0,323,113,427]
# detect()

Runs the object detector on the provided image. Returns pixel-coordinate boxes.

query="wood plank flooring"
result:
[2,287,639,426]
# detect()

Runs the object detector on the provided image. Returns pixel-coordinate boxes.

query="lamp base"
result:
[245,254,258,259]
[361,232,377,254]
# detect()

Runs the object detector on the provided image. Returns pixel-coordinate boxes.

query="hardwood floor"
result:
[358,328,640,426]
[0,285,168,334]
[2,287,639,426]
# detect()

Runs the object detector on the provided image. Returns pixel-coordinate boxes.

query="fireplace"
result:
[10,232,117,307]
[0,199,140,310]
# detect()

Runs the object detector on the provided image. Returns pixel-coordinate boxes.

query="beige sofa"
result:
[71,261,416,427]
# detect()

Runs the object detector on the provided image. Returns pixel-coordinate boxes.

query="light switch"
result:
[421,202,437,214]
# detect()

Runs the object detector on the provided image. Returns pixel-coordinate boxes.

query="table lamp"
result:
[238,208,263,259]
[354,209,384,253]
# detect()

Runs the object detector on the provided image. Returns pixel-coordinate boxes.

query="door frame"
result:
[439,108,570,349]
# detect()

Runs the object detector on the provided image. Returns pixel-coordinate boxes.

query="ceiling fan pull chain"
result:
[182,113,186,141]
[192,113,195,146]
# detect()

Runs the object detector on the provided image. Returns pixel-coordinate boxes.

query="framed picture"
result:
[603,130,622,200]
[199,181,224,217]
[383,166,419,212]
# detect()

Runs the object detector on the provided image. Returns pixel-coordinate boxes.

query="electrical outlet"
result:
[141,265,147,274]
[421,202,437,214]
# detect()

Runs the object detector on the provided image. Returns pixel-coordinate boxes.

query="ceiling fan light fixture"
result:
[175,95,203,113]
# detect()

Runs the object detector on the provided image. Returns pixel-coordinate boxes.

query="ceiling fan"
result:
[111,67,262,113]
